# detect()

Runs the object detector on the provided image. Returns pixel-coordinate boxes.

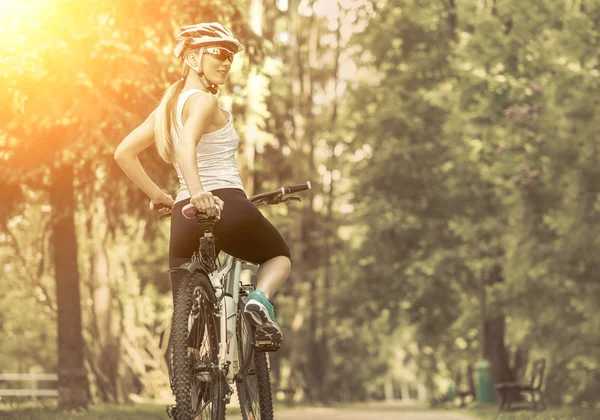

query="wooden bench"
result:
[495,358,547,411]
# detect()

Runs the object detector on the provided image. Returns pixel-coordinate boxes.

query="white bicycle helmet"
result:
[173,22,245,58]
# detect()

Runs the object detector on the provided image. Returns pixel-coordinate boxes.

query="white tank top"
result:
[171,89,245,203]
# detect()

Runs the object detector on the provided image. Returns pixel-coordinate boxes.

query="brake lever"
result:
[281,197,301,203]
[266,193,284,205]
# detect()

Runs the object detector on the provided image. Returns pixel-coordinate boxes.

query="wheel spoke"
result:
[171,273,223,420]
[189,297,217,416]
[236,292,274,420]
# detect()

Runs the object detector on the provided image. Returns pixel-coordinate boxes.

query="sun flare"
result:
[0,0,51,32]
[0,0,47,16]
[0,0,56,59]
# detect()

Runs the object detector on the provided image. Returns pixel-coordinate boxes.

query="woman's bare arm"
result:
[114,111,170,202]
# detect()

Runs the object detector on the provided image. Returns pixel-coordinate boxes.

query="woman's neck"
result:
[183,72,209,92]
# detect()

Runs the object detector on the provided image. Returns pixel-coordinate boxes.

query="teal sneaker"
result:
[244,290,283,344]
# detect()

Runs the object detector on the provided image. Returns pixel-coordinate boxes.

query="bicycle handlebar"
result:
[284,182,312,195]
[182,203,221,220]
[152,203,170,211]
[153,181,312,220]
[249,181,311,204]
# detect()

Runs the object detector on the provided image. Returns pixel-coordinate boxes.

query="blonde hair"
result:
[154,59,193,163]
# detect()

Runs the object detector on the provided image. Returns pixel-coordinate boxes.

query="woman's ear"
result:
[184,52,198,71]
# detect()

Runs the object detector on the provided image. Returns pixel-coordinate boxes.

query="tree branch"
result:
[5,227,57,314]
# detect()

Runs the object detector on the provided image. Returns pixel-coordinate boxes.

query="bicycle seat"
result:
[182,203,220,219]
[182,203,220,231]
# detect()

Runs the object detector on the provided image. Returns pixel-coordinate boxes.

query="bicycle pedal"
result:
[254,340,281,352]
[166,404,177,419]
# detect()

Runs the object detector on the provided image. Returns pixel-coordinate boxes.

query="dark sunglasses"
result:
[205,47,234,62]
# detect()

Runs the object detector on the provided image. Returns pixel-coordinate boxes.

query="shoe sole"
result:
[244,301,283,343]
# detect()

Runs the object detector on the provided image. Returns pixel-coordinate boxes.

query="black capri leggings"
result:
[169,188,291,295]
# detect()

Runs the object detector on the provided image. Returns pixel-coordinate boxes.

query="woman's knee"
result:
[278,243,292,265]
[264,255,292,275]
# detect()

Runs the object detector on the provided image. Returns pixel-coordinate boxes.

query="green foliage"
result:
[3,0,600,408]
[345,0,600,407]
[0,0,270,404]
[0,191,57,374]
[0,404,169,420]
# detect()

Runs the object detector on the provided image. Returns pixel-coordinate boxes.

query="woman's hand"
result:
[149,192,175,216]
[190,191,224,218]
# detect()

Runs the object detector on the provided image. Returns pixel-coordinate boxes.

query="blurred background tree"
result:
[1,0,599,410]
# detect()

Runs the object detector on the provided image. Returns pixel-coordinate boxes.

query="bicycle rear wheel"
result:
[171,271,225,420]
[235,293,274,420]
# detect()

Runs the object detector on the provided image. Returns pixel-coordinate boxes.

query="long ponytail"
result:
[154,67,189,163]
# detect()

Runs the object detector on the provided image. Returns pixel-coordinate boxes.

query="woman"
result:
[114,22,289,344]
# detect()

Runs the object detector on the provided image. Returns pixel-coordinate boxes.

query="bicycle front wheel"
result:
[171,271,225,420]
[235,293,274,420]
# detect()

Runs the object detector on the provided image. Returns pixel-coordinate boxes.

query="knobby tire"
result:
[171,272,225,420]
[236,294,274,420]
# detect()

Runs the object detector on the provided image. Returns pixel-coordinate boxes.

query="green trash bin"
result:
[447,383,455,403]
[476,359,494,403]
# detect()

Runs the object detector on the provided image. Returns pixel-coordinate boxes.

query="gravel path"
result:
[275,406,477,420]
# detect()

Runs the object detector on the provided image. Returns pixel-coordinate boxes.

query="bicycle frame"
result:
[205,253,260,386]
[165,182,310,419]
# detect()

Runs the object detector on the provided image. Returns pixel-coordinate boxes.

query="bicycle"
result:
[160,182,312,420]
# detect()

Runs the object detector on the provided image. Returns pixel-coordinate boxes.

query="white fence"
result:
[0,374,59,401]
[384,376,427,404]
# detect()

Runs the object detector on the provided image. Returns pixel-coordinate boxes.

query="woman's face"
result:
[201,45,235,85]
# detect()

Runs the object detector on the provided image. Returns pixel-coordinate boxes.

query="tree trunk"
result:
[88,198,121,402]
[484,315,514,386]
[238,0,263,195]
[319,4,346,398]
[446,0,458,36]
[50,162,89,410]
[285,0,305,395]
[287,291,306,391]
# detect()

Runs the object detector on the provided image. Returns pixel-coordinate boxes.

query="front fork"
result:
[220,259,242,386]
[172,243,259,403]
[221,261,259,385]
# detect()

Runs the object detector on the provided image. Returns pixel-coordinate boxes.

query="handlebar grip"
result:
[283,181,311,195]
[182,203,198,219]
[182,203,222,220]
[150,202,170,211]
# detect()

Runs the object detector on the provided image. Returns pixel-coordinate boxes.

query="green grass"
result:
[0,404,164,420]
[0,403,242,420]
[466,405,600,420]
